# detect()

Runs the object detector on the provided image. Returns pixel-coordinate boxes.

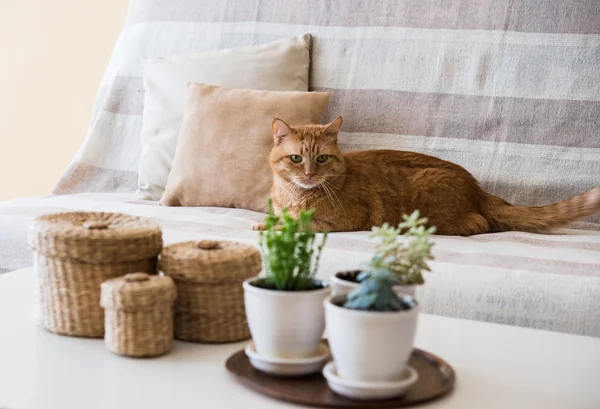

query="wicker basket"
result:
[29,212,162,338]
[101,272,176,357]
[161,240,261,343]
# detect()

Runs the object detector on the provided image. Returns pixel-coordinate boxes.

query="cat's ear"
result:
[323,116,343,136]
[272,118,292,145]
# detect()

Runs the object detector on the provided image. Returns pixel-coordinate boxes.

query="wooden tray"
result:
[225,345,455,408]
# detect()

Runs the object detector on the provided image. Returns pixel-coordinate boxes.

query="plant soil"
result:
[332,292,417,312]
[337,270,423,287]
[335,270,363,283]
[250,278,327,292]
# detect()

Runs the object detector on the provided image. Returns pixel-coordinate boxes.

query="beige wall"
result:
[0,1,128,201]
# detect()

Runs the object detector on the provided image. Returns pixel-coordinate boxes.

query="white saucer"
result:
[322,362,418,400]
[245,342,330,377]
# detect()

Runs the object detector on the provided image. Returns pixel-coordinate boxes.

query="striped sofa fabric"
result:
[1,193,599,336]
[54,0,600,229]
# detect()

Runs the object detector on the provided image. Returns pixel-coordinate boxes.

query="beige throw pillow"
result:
[160,83,330,212]
[138,35,312,200]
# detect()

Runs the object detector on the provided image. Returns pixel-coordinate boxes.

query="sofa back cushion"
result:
[137,34,312,201]
[54,0,600,227]
[160,83,330,212]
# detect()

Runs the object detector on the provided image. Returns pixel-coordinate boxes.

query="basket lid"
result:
[100,273,176,310]
[161,240,261,284]
[29,212,162,263]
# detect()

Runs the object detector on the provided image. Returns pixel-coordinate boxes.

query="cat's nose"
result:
[305,172,315,178]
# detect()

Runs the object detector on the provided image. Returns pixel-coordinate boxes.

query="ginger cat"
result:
[253,116,600,236]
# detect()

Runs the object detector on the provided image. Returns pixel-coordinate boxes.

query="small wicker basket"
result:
[29,212,162,338]
[161,240,261,343]
[101,272,176,357]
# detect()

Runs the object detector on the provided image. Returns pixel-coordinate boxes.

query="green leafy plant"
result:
[366,210,436,285]
[258,199,328,291]
[344,210,435,311]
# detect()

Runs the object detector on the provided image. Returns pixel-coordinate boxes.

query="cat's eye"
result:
[290,155,302,163]
[316,154,329,163]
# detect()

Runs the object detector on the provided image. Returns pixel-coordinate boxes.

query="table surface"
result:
[1,267,599,409]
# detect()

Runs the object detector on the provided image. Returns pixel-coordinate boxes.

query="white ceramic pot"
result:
[331,271,417,298]
[324,296,419,383]
[243,278,330,358]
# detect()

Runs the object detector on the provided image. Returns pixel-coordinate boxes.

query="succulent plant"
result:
[344,269,416,311]
[366,210,436,285]
[344,210,435,311]
[258,199,328,291]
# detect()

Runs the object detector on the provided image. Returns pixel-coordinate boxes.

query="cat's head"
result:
[269,116,345,189]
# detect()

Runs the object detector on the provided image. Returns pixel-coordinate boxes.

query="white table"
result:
[1,268,599,409]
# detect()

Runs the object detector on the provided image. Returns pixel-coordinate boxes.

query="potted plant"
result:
[332,211,435,297]
[243,199,329,358]
[325,268,419,385]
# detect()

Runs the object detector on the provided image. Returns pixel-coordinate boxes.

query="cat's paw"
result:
[251,222,267,231]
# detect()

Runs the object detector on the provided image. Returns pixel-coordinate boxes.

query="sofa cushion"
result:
[2,193,600,336]
[160,83,330,212]
[137,34,312,201]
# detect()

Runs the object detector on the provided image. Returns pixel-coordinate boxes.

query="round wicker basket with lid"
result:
[161,240,261,343]
[29,212,162,338]
[101,272,176,357]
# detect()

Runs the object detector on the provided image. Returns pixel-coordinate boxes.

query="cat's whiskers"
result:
[290,183,305,207]
[317,180,337,212]
[282,181,298,207]
[276,180,292,207]
[322,180,346,216]
[318,182,335,209]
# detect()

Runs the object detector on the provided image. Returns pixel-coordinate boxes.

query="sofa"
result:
[1,0,599,337]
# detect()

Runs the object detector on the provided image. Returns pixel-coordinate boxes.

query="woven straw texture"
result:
[161,240,261,343]
[30,212,162,338]
[101,273,176,357]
